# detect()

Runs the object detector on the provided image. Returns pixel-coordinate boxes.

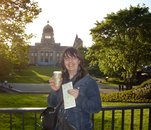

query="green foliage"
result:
[88,4,151,84]
[0,55,12,80]
[0,43,13,80]
[102,79,151,103]
[0,0,41,78]
[78,46,89,67]
[87,65,104,77]
[77,46,103,77]
[11,42,29,70]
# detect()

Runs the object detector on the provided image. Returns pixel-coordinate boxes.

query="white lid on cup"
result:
[53,71,62,74]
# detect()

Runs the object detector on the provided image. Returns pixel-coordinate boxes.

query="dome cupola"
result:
[43,22,53,33]
[41,21,55,44]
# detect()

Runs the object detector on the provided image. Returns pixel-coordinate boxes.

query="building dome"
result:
[43,23,53,33]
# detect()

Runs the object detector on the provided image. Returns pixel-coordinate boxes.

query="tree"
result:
[0,0,41,75]
[0,43,12,81]
[88,4,151,88]
[11,41,29,70]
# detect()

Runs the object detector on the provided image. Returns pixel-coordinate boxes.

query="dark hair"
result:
[61,47,87,83]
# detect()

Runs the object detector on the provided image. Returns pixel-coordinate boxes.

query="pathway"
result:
[0,83,119,94]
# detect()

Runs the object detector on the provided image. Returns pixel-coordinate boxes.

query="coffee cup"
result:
[53,71,62,89]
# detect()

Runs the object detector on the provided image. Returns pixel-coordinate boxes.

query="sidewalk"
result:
[98,84,119,94]
[0,83,119,94]
[1,83,51,94]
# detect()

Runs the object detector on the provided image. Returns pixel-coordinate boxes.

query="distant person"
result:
[3,80,8,87]
[48,47,102,130]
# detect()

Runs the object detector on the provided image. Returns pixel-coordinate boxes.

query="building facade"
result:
[28,22,83,66]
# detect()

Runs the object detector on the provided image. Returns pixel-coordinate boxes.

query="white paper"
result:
[62,82,76,109]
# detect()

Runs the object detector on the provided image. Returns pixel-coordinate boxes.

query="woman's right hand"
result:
[49,77,61,91]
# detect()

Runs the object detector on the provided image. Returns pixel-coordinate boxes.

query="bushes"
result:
[102,79,151,103]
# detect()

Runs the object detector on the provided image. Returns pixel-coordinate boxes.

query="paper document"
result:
[62,82,76,109]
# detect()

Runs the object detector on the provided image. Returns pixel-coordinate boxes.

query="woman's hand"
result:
[49,77,61,91]
[68,89,79,99]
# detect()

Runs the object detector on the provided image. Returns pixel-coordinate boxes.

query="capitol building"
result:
[28,22,83,66]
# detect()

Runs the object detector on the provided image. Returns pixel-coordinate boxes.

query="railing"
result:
[0,108,44,130]
[92,104,151,130]
[0,105,151,130]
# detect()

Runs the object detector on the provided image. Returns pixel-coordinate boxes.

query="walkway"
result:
[0,83,119,94]
[0,83,50,94]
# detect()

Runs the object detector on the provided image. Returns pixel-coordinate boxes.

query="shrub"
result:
[102,79,151,103]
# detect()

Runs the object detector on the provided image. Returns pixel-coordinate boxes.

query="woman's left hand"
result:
[68,89,79,99]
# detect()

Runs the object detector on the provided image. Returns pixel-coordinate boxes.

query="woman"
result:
[48,47,102,130]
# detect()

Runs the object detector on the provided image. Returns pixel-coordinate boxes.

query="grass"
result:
[7,66,60,83]
[93,103,150,130]
[0,93,47,107]
[0,93,150,130]
[94,109,149,130]
[0,93,48,130]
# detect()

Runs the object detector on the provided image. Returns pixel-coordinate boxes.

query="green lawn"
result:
[94,102,150,130]
[0,93,150,130]
[0,93,48,130]
[93,108,150,130]
[8,66,60,83]
[0,93,47,107]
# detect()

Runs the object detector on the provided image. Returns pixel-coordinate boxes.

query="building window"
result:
[40,56,43,62]
[60,52,63,57]
[45,58,48,62]
[46,52,48,56]
[57,52,60,57]
[50,52,53,56]
[45,33,51,39]
[49,52,53,60]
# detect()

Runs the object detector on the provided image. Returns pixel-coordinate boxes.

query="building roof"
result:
[43,23,53,33]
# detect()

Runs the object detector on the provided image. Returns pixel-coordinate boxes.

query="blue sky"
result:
[26,0,151,47]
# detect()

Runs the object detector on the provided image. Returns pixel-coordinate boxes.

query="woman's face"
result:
[64,55,80,74]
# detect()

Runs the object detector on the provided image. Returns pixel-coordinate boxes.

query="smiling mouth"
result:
[68,66,73,68]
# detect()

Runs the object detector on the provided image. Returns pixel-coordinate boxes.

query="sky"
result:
[26,0,151,47]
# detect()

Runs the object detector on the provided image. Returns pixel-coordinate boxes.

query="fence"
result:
[0,104,151,130]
